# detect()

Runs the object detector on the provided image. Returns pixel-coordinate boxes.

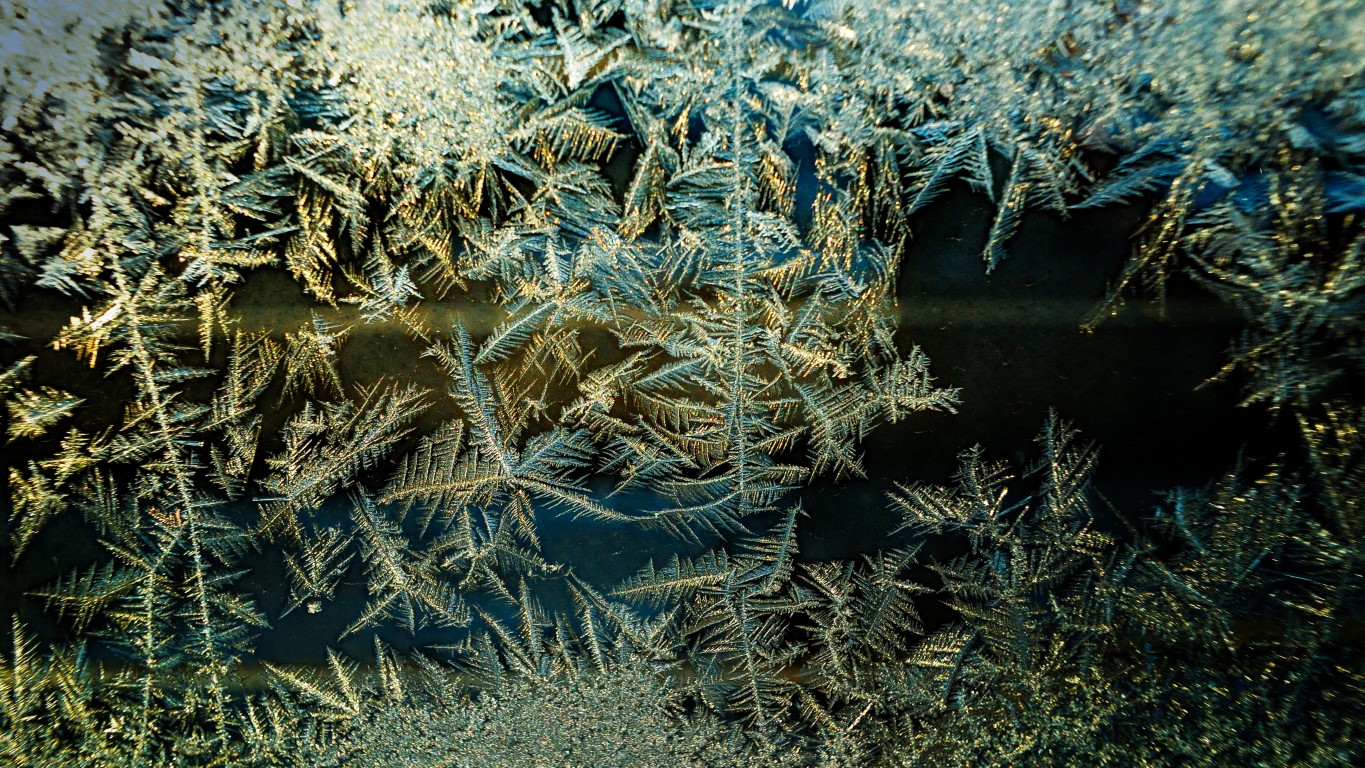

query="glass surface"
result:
[1,1,1361,764]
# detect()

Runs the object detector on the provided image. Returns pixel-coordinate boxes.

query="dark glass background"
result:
[0,172,1270,664]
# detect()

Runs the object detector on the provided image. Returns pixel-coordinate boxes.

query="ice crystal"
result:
[1,1,1361,765]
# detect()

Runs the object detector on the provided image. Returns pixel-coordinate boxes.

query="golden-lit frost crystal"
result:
[0,0,1361,765]
[317,0,513,182]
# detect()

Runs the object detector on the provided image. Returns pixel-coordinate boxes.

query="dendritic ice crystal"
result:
[1,1,1362,766]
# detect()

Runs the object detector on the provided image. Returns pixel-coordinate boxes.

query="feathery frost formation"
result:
[1,0,1362,765]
